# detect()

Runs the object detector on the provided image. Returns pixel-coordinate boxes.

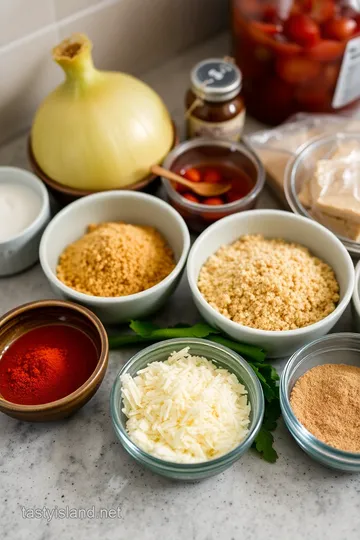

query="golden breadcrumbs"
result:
[57,222,175,297]
[198,235,339,331]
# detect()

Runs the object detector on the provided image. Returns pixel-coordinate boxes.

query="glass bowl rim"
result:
[280,332,360,464]
[284,131,360,256]
[162,138,265,212]
[110,337,264,470]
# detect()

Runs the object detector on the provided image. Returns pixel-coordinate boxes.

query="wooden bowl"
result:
[0,300,108,421]
[28,122,179,206]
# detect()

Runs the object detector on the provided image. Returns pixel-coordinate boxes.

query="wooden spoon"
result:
[151,165,231,197]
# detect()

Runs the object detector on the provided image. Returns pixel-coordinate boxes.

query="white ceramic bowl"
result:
[40,191,190,324]
[0,167,50,276]
[351,261,360,333]
[187,210,354,358]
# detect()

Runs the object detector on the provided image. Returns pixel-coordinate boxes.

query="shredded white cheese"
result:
[121,347,251,463]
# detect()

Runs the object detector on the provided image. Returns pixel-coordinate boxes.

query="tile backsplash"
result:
[0,0,228,146]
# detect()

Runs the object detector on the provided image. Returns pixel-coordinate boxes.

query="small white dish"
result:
[187,210,355,358]
[0,167,50,276]
[40,191,190,324]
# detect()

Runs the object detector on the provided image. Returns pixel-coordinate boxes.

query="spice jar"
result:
[185,59,245,141]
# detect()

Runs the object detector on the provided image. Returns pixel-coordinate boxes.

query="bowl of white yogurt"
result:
[0,167,50,276]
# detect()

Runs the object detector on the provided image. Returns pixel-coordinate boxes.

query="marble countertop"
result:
[0,33,359,540]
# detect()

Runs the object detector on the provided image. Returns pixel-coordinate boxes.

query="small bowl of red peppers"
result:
[162,138,265,232]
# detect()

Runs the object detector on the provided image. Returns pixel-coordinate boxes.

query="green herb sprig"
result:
[109,320,280,463]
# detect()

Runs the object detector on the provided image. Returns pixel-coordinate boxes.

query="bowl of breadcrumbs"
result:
[40,191,190,324]
[187,210,355,358]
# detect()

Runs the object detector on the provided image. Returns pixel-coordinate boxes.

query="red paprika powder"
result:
[0,324,98,405]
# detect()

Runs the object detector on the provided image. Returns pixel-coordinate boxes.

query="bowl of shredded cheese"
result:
[110,338,264,480]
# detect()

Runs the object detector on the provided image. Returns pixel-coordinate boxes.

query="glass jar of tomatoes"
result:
[231,0,360,125]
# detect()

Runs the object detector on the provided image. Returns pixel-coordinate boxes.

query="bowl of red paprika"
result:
[0,299,108,421]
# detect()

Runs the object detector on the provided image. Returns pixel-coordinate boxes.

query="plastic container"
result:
[231,0,360,125]
[110,338,264,480]
[281,333,360,472]
[162,138,265,233]
[285,132,360,257]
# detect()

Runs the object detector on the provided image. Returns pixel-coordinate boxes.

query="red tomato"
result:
[182,192,200,204]
[310,0,335,24]
[273,37,303,56]
[295,0,313,12]
[283,14,320,47]
[323,17,357,41]
[249,21,279,47]
[262,4,279,24]
[201,197,227,222]
[276,56,320,84]
[203,169,222,184]
[308,39,344,61]
[183,167,201,183]
[203,197,225,206]
[251,21,282,35]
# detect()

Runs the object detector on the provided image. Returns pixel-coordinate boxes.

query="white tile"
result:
[58,0,146,73]
[0,29,62,145]
[54,0,103,21]
[0,0,55,48]
[58,0,228,76]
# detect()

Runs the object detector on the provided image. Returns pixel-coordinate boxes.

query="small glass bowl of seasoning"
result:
[0,166,51,276]
[162,138,265,232]
[110,338,264,480]
[185,58,245,141]
[280,333,360,472]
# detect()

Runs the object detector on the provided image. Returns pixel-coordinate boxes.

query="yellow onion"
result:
[31,34,174,190]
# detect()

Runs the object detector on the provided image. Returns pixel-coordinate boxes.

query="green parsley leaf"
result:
[253,428,278,463]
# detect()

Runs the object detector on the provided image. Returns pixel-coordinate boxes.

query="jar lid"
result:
[190,58,242,103]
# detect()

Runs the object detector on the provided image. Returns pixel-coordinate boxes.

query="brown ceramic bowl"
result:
[0,300,108,422]
[28,122,179,206]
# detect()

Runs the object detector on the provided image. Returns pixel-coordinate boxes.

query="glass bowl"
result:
[280,333,360,472]
[110,338,264,480]
[285,132,360,257]
[162,138,265,233]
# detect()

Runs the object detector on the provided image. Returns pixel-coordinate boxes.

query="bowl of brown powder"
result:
[280,333,360,472]
[39,191,190,324]
[187,210,354,358]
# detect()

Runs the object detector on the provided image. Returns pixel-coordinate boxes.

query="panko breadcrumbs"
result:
[57,222,175,297]
[197,235,340,331]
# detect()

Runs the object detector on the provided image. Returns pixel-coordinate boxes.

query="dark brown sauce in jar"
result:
[185,59,246,141]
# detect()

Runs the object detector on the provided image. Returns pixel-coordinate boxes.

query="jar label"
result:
[187,110,245,141]
[332,36,360,109]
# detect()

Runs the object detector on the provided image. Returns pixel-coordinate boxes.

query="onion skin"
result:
[31,34,173,190]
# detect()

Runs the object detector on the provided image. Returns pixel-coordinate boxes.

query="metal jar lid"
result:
[190,58,242,103]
